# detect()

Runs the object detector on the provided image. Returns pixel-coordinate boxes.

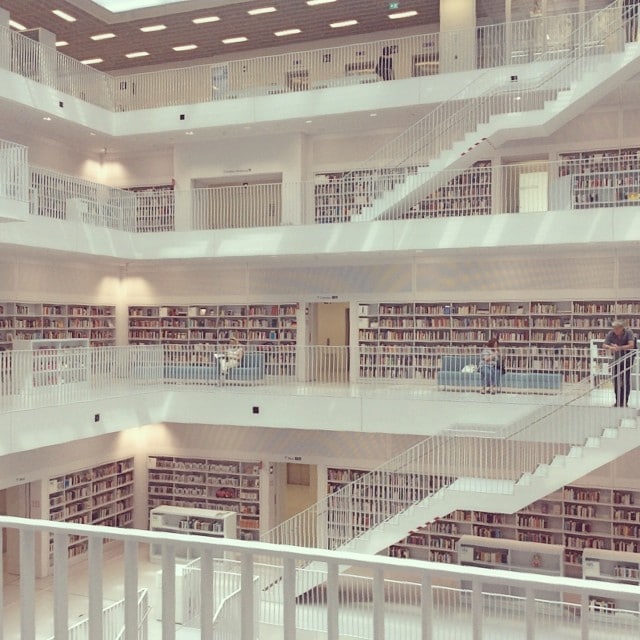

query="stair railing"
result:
[261,356,634,552]
[340,0,628,213]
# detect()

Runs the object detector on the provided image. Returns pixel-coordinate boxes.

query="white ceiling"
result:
[0,0,435,72]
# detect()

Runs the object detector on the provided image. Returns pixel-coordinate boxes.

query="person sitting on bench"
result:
[215,338,244,381]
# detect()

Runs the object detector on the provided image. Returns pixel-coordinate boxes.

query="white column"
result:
[440,0,477,72]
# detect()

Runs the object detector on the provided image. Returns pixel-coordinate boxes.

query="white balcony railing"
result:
[22,151,640,234]
[0,138,29,203]
[3,515,640,640]
[0,5,626,112]
[0,343,634,417]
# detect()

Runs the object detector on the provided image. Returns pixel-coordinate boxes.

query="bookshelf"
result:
[408,160,492,218]
[0,302,115,347]
[313,168,412,224]
[357,299,640,382]
[147,455,262,541]
[556,148,640,209]
[13,337,89,391]
[130,303,299,377]
[148,505,236,563]
[47,457,134,565]
[126,185,175,232]
[382,479,640,610]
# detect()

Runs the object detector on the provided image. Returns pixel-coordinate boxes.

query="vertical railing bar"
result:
[88,536,104,640]
[53,531,69,640]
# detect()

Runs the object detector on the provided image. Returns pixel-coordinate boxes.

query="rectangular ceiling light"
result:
[91,33,116,40]
[140,24,166,32]
[330,20,358,28]
[81,58,104,65]
[173,44,198,51]
[248,6,276,15]
[389,11,418,19]
[193,16,220,24]
[52,9,77,22]
[275,29,301,37]
[9,20,26,30]
[56,41,69,47]
[307,0,337,5]
[125,51,150,58]
[222,36,248,44]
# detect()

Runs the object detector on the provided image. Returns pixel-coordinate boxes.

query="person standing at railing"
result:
[479,337,501,394]
[375,46,394,81]
[214,337,244,383]
[603,320,635,407]
[624,0,640,43]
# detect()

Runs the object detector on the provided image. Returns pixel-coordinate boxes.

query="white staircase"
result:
[262,392,640,596]
[340,415,640,557]
[350,26,640,222]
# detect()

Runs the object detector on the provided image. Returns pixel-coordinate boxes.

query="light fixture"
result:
[370,113,377,117]
[275,29,301,37]
[56,41,69,47]
[222,36,248,44]
[9,20,26,31]
[192,16,220,24]
[52,9,76,22]
[140,25,166,32]
[173,44,198,51]
[389,11,418,19]
[185,131,194,135]
[330,20,358,28]
[307,0,336,5]
[81,58,104,65]
[305,120,312,124]
[43,117,52,121]
[125,51,150,58]
[91,33,116,41]
[248,6,276,15]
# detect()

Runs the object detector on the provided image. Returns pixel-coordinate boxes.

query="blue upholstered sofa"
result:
[436,355,563,394]
[164,351,265,384]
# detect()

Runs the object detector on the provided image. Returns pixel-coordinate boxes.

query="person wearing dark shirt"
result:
[624,0,640,42]
[603,320,635,407]
[376,46,394,81]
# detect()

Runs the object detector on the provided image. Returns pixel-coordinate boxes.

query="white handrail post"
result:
[161,545,176,639]
[241,553,255,640]
[283,557,296,640]
[200,549,214,639]
[19,529,36,640]
[88,536,104,640]
[326,562,339,638]
[124,539,139,640]
[53,532,69,640]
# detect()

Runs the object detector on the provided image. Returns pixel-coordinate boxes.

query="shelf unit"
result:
[13,338,89,390]
[384,481,640,607]
[313,168,411,223]
[583,549,640,616]
[409,160,492,218]
[148,505,236,563]
[147,455,262,541]
[126,185,175,232]
[357,299,640,382]
[557,148,640,209]
[47,457,134,565]
[327,466,451,550]
[0,302,115,347]
[130,303,299,377]
[458,535,564,597]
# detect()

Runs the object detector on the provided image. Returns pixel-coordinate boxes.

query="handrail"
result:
[0,6,621,113]
[22,151,640,233]
[340,0,624,187]
[261,361,630,551]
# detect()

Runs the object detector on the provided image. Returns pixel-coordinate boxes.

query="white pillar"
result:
[440,0,477,72]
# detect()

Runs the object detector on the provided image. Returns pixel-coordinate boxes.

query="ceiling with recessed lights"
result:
[0,0,434,72]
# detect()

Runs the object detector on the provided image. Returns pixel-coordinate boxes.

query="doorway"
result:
[269,462,318,546]
[307,302,349,382]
